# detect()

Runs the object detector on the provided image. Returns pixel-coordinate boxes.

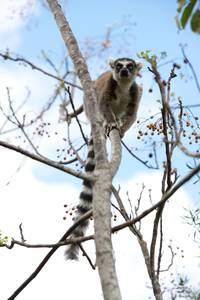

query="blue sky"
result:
[2,0,200,205]
[11,0,199,188]
[15,1,200,66]
[0,1,200,299]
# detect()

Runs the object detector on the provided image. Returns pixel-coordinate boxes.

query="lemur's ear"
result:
[108,58,115,69]
[136,62,143,70]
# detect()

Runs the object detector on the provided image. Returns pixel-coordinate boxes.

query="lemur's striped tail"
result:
[65,137,95,260]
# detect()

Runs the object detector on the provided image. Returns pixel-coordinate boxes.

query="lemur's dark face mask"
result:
[115,62,135,78]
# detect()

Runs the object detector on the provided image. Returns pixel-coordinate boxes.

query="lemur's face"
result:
[109,58,142,82]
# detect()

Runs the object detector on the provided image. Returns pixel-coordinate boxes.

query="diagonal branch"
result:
[0,52,82,90]
[7,210,92,300]
[0,140,87,180]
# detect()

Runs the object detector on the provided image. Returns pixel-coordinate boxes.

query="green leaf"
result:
[60,80,65,88]
[191,9,200,34]
[181,0,197,28]
[177,0,187,13]
[175,13,182,29]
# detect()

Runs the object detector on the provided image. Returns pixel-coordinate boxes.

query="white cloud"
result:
[0,150,103,300]
[0,0,38,33]
[0,164,199,299]
[0,64,50,109]
[0,0,39,49]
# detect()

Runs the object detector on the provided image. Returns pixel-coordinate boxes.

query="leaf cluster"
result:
[0,230,8,246]
[176,0,200,35]
[137,50,157,66]
[173,275,200,299]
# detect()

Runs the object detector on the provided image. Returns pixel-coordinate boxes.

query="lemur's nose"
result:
[120,68,129,77]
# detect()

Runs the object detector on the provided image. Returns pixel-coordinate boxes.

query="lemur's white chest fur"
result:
[111,82,132,118]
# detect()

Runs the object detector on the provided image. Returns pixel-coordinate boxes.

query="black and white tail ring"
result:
[65,137,95,260]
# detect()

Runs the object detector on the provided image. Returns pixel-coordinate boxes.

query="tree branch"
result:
[0,52,82,90]
[47,2,122,300]
[0,140,87,180]
[109,129,122,177]
[7,210,92,300]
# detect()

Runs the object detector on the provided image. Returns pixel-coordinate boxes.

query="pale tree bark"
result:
[93,129,122,300]
[47,1,122,300]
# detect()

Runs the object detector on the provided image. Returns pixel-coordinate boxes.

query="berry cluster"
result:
[136,110,200,150]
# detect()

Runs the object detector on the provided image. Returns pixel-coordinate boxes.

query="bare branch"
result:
[113,161,200,232]
[79,244,96,270]
[19,223,26,243]
[7,210,92,300]
[66,86,87,144]
[6,158,200,249]
[0,52,82,90]
[0,140,87,180]
[6,88,40,155]
[180,44,200,94]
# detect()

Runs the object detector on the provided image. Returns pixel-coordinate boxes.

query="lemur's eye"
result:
[127,63,134,71]
[116,63,123,72]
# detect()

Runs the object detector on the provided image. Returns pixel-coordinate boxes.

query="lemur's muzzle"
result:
[120,68,129,77]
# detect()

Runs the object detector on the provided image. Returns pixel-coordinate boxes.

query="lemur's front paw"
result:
[104,121,121,137]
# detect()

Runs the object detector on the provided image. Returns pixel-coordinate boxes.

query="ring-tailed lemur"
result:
[65,58,143,260]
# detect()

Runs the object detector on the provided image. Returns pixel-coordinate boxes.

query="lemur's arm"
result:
[68,104,83,118]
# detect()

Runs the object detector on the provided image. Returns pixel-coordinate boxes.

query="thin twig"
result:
[6,88,40,155]
[159,244,175,273]
[121,140,158,169]
[19,223,26,243]
[156,216,163,278]
[79,244,95,270]
[180,44,200,94]
[66,86,88,145]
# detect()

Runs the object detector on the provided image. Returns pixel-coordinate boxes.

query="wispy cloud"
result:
[0,0,39,49]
